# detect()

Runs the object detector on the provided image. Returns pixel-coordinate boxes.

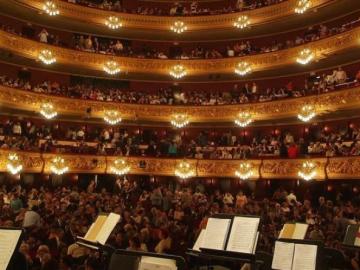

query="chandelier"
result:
[171,114,189,128]
[298,161,316,181]
[103,61,121,75]
[234,62,252,76]
[40,103,58,119]
[295,0,311,14]
[170,21,187,34]
[103,110,122,125]
[50,156,69,175]
[175,160,195,179]
[38,49,56,65]
[297,105,316,122]
[110,158,131,175]
[235,112,253,127]
[235,161,253,180]
[105,16,123,29]
[6,153,23,175]
[43,1,60,16]
[169,65,187,79]
[233,15,250,29]
[296,48,314,65]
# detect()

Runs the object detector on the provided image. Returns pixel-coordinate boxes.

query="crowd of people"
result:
[66,0,285,16]
[1,179,360,269]
[1,115,360,159]
[2,14,360,60]
[0,66,358,106]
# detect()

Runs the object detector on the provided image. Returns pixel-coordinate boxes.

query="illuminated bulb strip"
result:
[235,163,253,180]
[170,21,187,34]
[174,161,195,179]
[234,15,250,29]
[103,61,121,75]
[50,157,69,175]
[38,50,56,65]
[235,112,252,127]
[169,65,187,79]
[296,49,314,65]
[171,114,189,128]
[105,16,123,29]
[295,0,311,14]
[43,1,60,16]
[110,159,130,175]
[297,105,316,122]
[6,153,23,175]
[40,103,58,119]
[103,110,122,125]
[234,62,252,76]
[298,161,317,181]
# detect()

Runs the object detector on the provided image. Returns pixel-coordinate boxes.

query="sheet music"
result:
[0,229,22,270]
[292,244,317,270]
[201,218,231,250]
[192,229,206,252]
[271,241,294,270]
[138,256,177,270]
[226,216,260,254]
[96,213,121,245]
[279,224,295,239]
[292,224,308,240]
[84,215,107,242]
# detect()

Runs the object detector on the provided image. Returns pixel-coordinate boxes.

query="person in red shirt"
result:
[287,143,299,158]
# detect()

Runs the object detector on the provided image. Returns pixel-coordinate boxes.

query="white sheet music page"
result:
[193,229,206,252]
[96,213,121,245]
[292,244,317,270]
[226,216,260,253]
[0,229,22,270]
[271,241,294,270]
[139,256,177,270]
[292,224,309,240]
[201,218,231,250]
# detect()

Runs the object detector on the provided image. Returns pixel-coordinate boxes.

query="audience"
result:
[1,180,360,269]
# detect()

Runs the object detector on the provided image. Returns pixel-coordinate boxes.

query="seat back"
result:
[108,253,140,270]
[323,247,345,270]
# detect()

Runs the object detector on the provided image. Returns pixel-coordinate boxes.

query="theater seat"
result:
[323,247,346,270]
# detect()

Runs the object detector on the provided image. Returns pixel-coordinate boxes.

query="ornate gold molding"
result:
[1,84,360,122]
[0,149,358,179]
[16,0,330,31]
[0,26,359,77]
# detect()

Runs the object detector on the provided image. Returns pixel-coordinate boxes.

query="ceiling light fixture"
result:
[235,62,252,76]
[6,153,23,175]
[105,16,123,29]
[235,161,253,180]
[38,49,56,65]
[103,110,122,125]
[298,161,316,181]
[296,48,314,65]
[295,0,312,14]
[40,103,58,119]
[43,1,60,16]
[170,21,187,34]
[110,158,131,175]
[233,15,250,29]
[171,114,189,128]
[50,156,69,175]
[235,112,253,127]
[103,61,121,75]
[297,105,316,122]
[169,65,187,79]
[175,160,195,179]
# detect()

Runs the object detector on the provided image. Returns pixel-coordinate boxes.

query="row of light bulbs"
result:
[38,48,315,78]
[39,101,316,128]
[5,153,317,181]
[43,0,312,32]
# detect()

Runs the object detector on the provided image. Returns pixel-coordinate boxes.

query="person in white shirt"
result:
[23,206,41,228]
[38,29,49,43]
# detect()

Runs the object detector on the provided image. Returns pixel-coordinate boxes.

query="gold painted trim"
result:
[16,0,330,31]
[1,84,360,122]
[0,149,358,179]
